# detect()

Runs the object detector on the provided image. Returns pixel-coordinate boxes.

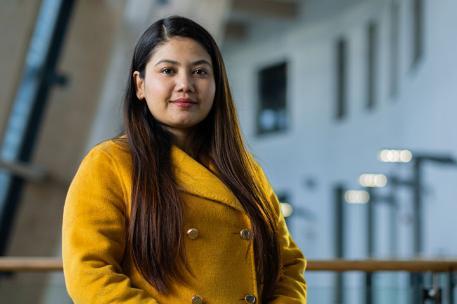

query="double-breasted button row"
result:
[187,227,253,241]
[192,294,203,304]
[192,294,255,303]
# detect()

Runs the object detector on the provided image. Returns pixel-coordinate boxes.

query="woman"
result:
[62,16,306,304]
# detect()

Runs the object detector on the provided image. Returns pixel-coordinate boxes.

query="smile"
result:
[170,98,197,108]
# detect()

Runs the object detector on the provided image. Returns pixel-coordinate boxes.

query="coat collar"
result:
[171,146,245,213]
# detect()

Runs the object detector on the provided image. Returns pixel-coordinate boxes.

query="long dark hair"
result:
[122,16,280,300]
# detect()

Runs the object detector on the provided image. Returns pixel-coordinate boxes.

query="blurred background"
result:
[1,0,456,303]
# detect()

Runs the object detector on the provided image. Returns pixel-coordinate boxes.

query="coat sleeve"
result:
[62,145,159,304]
[268,191,307,303]
[251,160,307,304]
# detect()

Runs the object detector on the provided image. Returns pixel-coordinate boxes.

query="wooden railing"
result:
[0,257,456,273]
[0,258,455,303]
[307,259,457,272]
[0,257,62,272]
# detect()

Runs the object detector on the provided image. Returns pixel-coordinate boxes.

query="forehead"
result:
[149,37,212,64]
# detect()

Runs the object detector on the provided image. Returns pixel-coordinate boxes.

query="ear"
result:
[133,71,145,100]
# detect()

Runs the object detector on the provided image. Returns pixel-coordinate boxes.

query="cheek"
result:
[204,82,216,107]
[143,81,169,114]
[145,78,172,100]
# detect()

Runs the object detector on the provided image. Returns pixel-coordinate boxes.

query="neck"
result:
[167,127,193,155]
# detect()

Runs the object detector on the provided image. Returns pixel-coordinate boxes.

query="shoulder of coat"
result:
[84,138,132,168]
[94,138,130,156]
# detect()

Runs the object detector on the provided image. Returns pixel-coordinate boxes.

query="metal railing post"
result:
[448,271,455,304]
[365,272,373,304]
[422,272,442,304]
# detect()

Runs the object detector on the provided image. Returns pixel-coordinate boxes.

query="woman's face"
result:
[133,37,216,135]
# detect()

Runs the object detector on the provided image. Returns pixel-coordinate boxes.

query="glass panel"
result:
[0,272,71,303]
[306,271,454,304]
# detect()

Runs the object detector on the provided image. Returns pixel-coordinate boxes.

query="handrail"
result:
[1,257,457,272]
[0,257,62,272]
[307,259,457,272]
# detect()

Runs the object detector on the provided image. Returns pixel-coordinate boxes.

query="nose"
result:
[176,71,195,93]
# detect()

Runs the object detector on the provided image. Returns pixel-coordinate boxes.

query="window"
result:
[256,62,288,135]
[390,0,400,98]
[412,0,424,67]
[335,38,348,120]
[367,22,378,110]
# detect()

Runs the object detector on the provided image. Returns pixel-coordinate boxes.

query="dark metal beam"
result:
[334,184,345,304]
[0,159,47,182]
[0,0,75,256]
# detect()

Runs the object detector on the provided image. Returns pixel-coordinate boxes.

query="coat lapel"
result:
[171,146,245,213]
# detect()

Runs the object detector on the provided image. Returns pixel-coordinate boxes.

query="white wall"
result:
[223,0,457,302]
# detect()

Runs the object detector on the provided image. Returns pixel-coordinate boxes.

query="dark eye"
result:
[161,67,175,75]
[193,68,208,76]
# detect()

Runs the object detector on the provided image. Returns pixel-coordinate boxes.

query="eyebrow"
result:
[154,59,212,67]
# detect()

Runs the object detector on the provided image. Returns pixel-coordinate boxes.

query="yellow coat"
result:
[62,140,307,303]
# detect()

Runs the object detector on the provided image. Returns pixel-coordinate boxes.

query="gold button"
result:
[244,294,256,303]
[192,295,203,304]
[186,228,199,240]
[240,228,252,240]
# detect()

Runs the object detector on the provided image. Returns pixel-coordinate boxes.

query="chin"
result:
[171,116,206,128]
[168,120,200,130]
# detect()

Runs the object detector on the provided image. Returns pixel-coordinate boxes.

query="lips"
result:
[170,98,197,108]
[171,98,197,104]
